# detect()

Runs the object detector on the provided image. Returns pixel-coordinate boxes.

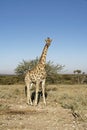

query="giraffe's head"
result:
[45,37,52,47]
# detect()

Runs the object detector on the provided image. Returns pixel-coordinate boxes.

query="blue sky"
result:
[0,0,87,74]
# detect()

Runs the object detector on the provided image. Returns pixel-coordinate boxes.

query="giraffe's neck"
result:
[39,44,49,66]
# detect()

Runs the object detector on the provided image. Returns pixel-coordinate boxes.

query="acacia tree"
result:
[73,69,81,84]
[15,57,64,84]
[81,72,85,84]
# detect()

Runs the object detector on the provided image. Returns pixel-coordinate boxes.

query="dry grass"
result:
[47,85,87,120]
[0,84,87,130]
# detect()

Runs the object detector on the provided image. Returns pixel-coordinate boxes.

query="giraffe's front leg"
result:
[42,79,46,105]
[26,84,33,105]
[34,81,39,106]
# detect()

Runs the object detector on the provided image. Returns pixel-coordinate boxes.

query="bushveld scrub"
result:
[0,75,22,85]
[0,74,87,85]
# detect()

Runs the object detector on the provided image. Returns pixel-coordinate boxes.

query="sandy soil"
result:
[0,85,87,130]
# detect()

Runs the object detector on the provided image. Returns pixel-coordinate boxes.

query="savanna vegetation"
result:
[0,84,87,129]
[0,73,87,85]
[0,58,87,129]
[0,58,87,85]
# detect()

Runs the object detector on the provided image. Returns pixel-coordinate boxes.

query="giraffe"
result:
[25,37,52,106]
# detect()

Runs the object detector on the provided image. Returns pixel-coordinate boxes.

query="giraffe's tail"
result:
[25,86,27,96]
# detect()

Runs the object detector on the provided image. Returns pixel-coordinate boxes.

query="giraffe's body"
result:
[25,37,52,105]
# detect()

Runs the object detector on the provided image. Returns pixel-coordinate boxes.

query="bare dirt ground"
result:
[0,85,87,130]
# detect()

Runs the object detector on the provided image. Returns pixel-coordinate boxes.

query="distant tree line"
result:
[0,73,87,85]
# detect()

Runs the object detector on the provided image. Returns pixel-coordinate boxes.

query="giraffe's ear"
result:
[45,37,52,44]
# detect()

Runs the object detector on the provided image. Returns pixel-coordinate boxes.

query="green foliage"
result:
[73,70,87,84]
[73,69,82,74]
[0,75,24,85]
[15,58,39,75]
[15,58,64,84]
[0,74,87,85]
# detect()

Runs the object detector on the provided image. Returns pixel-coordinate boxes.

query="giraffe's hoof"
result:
[26,102,29,105]
[34,102,38,106]
[44,102,46,106]
[30,102,33,106]
[26,102,33,106]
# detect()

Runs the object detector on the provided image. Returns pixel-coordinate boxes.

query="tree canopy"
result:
[15,57,64,83]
